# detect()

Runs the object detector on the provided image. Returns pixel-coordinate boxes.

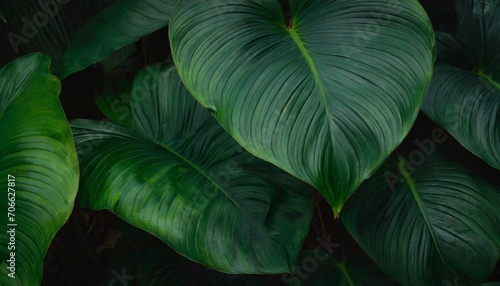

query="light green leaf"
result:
[56,0,177,79]
[341,151,500,285]
[169,0,435,215]
[0,53,79,285]
[72,64,313,274]
[422,0,500,170]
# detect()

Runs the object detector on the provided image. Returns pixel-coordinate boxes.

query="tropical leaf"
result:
[169,0,435,215]
[0,53,79,285]
[0,0,114,67]
[72,63,313,274]
[98,43,138,74]
[422,0,500,170]
[56,0,178,79]
[341,150,500,285]
[94,62,136,126]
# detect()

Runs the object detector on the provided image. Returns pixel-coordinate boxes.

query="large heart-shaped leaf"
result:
[422,0,500,170]
[56,0,177,79]
[72,63,313,274]
[0,53,79,285]
[169,0,435,214]
[341,150,500,285]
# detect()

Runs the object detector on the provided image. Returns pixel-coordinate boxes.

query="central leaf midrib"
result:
[335,261,355,285]
[288,28,331,117]
[477,69,500,90]
[287,26,340,213]
[397,160,447,264]
[158,141,254,220]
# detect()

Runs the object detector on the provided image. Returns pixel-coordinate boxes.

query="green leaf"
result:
[56,0,177,79]
[0,0,114,67]
[169,0,435,215]
[0,53,79,285]
[72,63,313,274]
[95,67,135,126]
[98,43,138,74]
[422,0,500,170]
[341,151,500,285]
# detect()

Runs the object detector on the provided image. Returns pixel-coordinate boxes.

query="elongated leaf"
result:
[341,151,500,285]
[0,53,79,285]
[72,64,313,274]
[56,0,177,79]
[169,0,435,215]
[422,0,500,170]
[0,0,114,67]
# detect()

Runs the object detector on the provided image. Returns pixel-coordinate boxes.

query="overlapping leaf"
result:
[169,0,435,214]
[56,0,177,79]
[0,0,114,67]
[0,53,79,285]
[341,151,500,285]
[72,64,313,274]
[422,0,500,169]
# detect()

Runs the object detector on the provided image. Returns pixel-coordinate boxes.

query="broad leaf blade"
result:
[422,0,500,170]
[0,53,79,285]
[56,0,177,79]
[72,64,313,274]
[169,0,435,214]
[341,151,500,285]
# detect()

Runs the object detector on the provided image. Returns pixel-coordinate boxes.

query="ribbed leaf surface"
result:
[422,0,500,169]
[342,152,500,285]
[169,0,435,214]
[0,53,79,285]
[72,64,313,274]
[56,0,177,79]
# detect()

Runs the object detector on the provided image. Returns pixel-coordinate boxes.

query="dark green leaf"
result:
[0,0,114,67]
[422,0,500,170]
[72,64,313,274]
[56,0,177,79]
[169,0,435,215]
[342,151,500,285]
